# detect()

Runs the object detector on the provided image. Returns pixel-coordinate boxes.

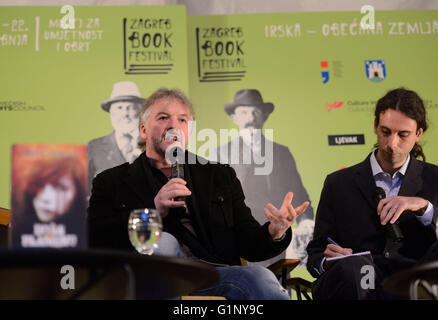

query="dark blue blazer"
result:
[307,153,438,278]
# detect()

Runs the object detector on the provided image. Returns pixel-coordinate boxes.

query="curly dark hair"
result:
[374,88,427,161]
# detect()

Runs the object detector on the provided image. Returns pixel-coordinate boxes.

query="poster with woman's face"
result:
[11,144,87,248]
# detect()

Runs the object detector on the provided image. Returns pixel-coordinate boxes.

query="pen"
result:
[327,236,340,246]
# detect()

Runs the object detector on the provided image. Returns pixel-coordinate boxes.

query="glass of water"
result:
[128,208,162,255]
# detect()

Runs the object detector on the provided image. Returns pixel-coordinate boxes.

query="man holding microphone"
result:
[88,87,310,299]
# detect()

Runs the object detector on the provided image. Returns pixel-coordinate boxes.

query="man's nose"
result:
[168,116,181,128]
[122,107,131,117]
[387,134,398,150]
[247,111,256,122]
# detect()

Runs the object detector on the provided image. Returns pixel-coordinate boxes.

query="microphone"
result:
[374,186,405,260]
[170,146,186,202]
[373,187,403,241]
[165,129,186,202]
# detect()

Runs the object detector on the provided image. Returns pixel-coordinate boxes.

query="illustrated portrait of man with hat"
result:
[211,89,315,267]
[87,81,145,193]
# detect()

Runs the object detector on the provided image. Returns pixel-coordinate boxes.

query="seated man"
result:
[307,88,438,300]
[88,88,309,300]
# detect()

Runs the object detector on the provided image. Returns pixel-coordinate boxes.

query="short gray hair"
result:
[140,87,195,127]
[138,88,195,150]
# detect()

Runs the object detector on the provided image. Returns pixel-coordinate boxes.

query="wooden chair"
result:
[265,258,313,300]
[0,207,10,249]
[285,277,313,300]
[0,207,10,226]
[240,258,313,300]
[181,258,313,300]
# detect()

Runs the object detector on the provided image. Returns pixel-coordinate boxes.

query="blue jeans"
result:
[154,232,290,300]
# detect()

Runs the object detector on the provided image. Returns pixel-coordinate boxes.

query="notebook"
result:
[326,251,373,268]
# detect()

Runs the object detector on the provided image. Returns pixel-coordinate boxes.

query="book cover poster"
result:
[11,144,87,248]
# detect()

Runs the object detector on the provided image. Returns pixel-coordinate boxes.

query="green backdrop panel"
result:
[187,10,438,281]
[0,5,189,207]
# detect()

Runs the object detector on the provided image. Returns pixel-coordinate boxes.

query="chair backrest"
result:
[0,208,11,249]
[0,207,10,226]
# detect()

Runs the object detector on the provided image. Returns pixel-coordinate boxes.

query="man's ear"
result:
[140,123,147,140]
[373,118,378,134]
[416,127,423,141]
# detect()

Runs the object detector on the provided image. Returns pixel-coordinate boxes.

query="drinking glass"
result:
[128,208,162,255]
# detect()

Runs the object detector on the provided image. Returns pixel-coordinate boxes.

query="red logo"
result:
[326,101,343,112]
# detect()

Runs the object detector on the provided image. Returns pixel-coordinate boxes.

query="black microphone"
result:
[373,186,408,260]
[170,146,185,202]
[165,129,189,209]
[373,187,403,241]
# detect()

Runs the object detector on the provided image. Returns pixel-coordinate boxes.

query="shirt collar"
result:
[370,150,410,178]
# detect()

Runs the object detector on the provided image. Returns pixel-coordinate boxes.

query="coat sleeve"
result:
[86,141,97,198]
[87,169,131,250]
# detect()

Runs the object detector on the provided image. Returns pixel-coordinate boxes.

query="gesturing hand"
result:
[154,178,191,218]
[264,192,310,240]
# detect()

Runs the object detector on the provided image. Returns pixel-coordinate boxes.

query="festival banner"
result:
[0,5,189,206]
[187,10,438,282]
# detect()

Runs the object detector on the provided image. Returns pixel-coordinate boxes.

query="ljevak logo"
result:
[365,60,386,82]
[328,134,365,146]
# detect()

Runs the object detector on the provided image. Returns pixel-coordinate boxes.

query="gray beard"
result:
[151,137,166,159]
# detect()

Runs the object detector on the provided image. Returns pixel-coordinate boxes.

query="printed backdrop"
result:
[186,10,438,281]
[0,5,189,206]
[1,6,438,284]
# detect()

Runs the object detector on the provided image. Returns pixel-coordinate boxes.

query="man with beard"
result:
[88,88,310,299]
[87,81,145,193]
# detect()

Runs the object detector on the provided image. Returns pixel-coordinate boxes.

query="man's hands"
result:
[322,243,353,270]
[377,196,428,225]
[324,244,353,258]
[264,192,309,240]
[154,178,191,218]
